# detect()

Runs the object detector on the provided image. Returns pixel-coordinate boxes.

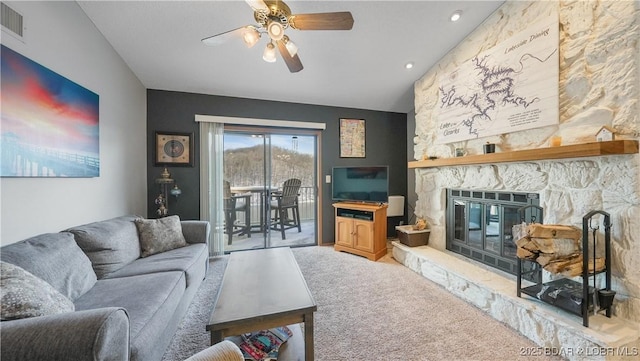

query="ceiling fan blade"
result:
[202,26,251,46]
[276,40,303,73]
[245,0,268,12]
[289,12,354,30]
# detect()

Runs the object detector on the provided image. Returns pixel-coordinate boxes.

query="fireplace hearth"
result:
[446,189,539,276]
[392,243,640,361]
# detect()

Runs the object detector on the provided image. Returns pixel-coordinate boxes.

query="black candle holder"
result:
[483,143,495,154]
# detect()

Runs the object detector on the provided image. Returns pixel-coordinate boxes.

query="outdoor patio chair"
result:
[270,178,302,240]
[223,180,251,245]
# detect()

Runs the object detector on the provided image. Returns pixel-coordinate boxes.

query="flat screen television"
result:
[332,166,389,203]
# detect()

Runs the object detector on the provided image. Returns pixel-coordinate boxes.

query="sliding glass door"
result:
[222,127,318,253]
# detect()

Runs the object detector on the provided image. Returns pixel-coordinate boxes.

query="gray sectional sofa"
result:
[0,215,212,361]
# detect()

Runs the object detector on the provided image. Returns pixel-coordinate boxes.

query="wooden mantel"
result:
[408,140,639,169]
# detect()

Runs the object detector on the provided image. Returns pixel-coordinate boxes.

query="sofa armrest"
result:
[184,340,243,361]
[181,220,210,245]
[0,307,130,361]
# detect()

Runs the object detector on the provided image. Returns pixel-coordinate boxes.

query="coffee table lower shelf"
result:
[224,322,306,360]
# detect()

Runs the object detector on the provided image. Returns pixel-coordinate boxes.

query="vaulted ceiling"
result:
[78,1,504,113]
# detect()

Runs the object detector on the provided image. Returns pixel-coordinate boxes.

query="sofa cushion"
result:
[1,261,75,321]
[104,243,207,287]
[0,232,97,300]
[67,215,141,279]
[74,271,185,354]
[134,216,188,257]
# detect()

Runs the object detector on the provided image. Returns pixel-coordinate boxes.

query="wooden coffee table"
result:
[207,247,317,360]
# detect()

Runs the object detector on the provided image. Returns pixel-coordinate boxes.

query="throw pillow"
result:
[0,261,75,321]
[135,215,188,257]
[66,215,142,279]
[0,232,97,301]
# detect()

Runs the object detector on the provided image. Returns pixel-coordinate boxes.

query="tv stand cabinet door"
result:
[353,220,374,252]
[335,216,354,247]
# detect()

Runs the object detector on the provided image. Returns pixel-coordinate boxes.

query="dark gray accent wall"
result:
[407,109,417,225]
[146,89,407,243]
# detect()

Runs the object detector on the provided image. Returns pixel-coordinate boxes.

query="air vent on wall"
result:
[1,2,24,40]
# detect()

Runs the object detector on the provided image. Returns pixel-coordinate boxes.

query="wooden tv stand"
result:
[332,202,387,261]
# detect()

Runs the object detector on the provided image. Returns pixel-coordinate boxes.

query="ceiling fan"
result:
[201,0,354,73]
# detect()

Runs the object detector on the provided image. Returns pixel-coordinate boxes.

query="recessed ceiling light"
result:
[450,10,462,22]
[405,62,414,70]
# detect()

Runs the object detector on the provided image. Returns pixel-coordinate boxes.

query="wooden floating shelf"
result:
[408,140,639,169]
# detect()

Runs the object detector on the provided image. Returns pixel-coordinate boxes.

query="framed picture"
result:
[339,118,366,158]
[155,132,193,166]
[1,45,100,177]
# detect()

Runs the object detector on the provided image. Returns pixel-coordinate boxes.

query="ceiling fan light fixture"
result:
[242,26,261,48]
[283,35,298,56]
[267,20,285,41]
[263,42,277,62]
[245,0,269,12]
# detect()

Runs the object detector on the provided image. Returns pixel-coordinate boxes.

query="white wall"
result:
[1,1,147,244]
[413,1,640,323]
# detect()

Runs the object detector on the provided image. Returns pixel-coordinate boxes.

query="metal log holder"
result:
[516,208,614,327]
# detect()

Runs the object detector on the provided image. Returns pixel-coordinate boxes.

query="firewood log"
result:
[543,254,605,276]
[526,224,581,239]
[516,224,603,276]
[529,237,580,255]
[516,236,536,259]
[559,257,606,277]
[535,252,581,267]
[543,254,581,273]
[521,240,540,253]
[515,236,531,248]
[516,247,537,260]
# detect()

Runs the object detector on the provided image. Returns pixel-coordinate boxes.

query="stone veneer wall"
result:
[413,1,640,324]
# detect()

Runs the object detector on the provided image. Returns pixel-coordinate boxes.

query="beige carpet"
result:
[162,246,562,361]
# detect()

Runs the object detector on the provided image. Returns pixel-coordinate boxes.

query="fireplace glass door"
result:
[502,206,521,259]
[447,189,539,275]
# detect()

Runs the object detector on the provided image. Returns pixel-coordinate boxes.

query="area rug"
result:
[162,246,562,361]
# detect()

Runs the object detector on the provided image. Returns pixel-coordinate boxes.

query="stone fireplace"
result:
[400,0,640,359]
[446,188,539,276]
[400,151,640,358]
[394,152,640,358]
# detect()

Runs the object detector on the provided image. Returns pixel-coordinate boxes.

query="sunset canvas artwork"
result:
[1,45,99,177]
